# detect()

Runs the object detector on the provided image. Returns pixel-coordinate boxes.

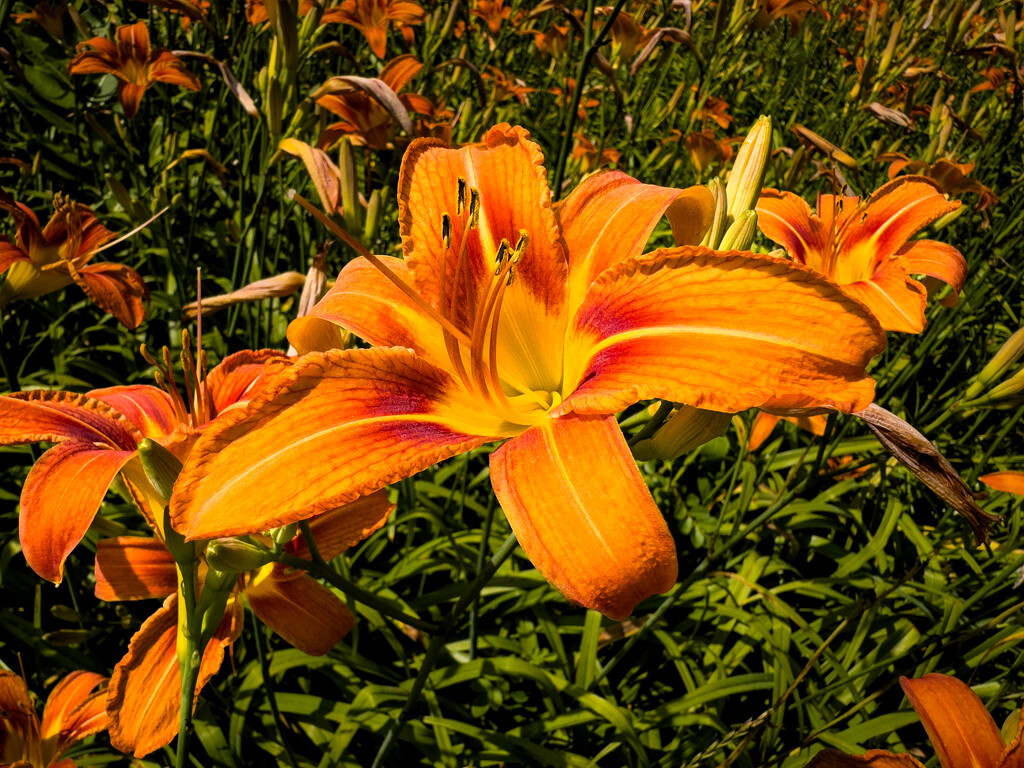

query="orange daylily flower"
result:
[472,0,514,36]
[94,490,392,757]
[808,674,1024,768]
[599,6,648,63]
[0,669,108,768]
[754,0,828,34]
[0,348,285,583]
[68,21,200,119]
[693,89,734,130]
[322,0,426,59]
[171,124,886,620]
[12,2,67,42]
[571,133,621,173]
[880,153,999,213]
[682,130,736,174]
[316,55,434,150]
[483,66,536,105]
[245,0,317,25]
[757,178,967,333]
[0,190,148,328]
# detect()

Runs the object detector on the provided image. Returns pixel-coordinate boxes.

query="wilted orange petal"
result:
[286,488,394,561]
[280,138,342,212]
[20,442,136,583]
[844,178,960,258]
[560,247,884,418]
[557,170,713,309]
[171,347,505,540]
[0,391,139,448]
[756,189,828,265]
[87,385,179,439]
[40,670,108,757]
[399,124,568,388]
[840,259,927,333]
[206,349,288,414]
[71,262,149,329]
[490,414,678,621]
[806,749,927,768]
[979,471,1024,496]
[897,239,967,297]
[245,571,355,655]
[287,256,451,368]
[95,537,178,601]
[108,595,235,758]
[900,674,1005,768]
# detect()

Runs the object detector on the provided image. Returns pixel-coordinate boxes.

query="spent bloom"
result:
[170,124,885,620]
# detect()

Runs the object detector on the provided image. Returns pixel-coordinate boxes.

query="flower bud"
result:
[205,538,275,574]
[272,522,298,549]
[633,405,732,461]
[138,438,183,503]
[964,328,1024,401]
[726,115,772,221]
[700,178,728,249]
[719,210,758,251]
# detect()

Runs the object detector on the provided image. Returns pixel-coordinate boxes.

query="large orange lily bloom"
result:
[0,669,108,768]
[93,490,392,757]
[0,190,148,328]
[808,674,1024,768]
[171,124,885,620]
[68,21,200,119]
[0,349,285,583]
[756,178,967,333]
[322,0,426,59]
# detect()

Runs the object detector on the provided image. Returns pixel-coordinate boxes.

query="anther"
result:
[469,188,481,229]
[493,239,510,274]
[441,214,452,248]
[456,178,467,216]
[512,230,529,263]
[506,264,516,286]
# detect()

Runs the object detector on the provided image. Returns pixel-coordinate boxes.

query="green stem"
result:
[174,633,201,768]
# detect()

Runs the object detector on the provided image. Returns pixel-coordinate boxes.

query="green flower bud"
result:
[633,405,732,461]
[719,210,759,251]
[964,328,1024,401]
[726,115,772,221]
[205,538,275,574]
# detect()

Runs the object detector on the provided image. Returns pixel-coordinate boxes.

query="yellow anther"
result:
[441,214,452,248]
[456,177,467,216]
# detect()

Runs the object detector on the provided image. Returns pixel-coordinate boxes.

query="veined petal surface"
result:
[559,247,884,417]
[900,674,1005,768]
[70,262,149,329]
[286,488,394,561]
[490,413,678,621]
[245,570,355,655]
[87,385,179,439]
[95,537,178,601]
[20,442,136,583]
[897,239,968,296]
[40,671,108,761]
[840,258,927,333]
[172,348,507,541]
[206,349,288,413]
[756,190,828,265]
[0,391,140,449]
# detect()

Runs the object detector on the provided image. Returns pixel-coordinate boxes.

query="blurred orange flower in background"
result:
[322,0,426,59]
[68,21,200,119]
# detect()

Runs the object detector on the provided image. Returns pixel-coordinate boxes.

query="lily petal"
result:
[286,488,394,561]
[979,471,1024,496]
[0,671,38,747]
[245,570,355,655]
[897,239,967,297]
[559,247,884,417]
[806,749,926,768]
[0,391,140,449]
[70,262,149,329]
[900,674,1005,768]
[87,385,179,439]
[841,259,928,333]
[171,347,504,540]
[206,349,288,414]
[399,124,568,391]
[489,413,678,621]
[20,442,136,583]
[40,671,108,759]
[95,537,178,601]
[557,170,713,309]
[756,189,828,265]
[107,595,237,758]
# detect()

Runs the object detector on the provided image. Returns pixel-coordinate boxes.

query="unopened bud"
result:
[272,522,298,549]
[633,405,732,461]
[205,538,275,573]
[700,178,728,249]
[138,439,183,503]
[964,328,1024,401]
[726,115,772,221]
[363,188,385,242]
[339,138,361,234]
[719,210,758,251]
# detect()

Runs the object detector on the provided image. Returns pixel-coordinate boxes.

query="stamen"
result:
[441,214,452,249]
[143,343,188,424]
[469,188,481,229]
[456,178,467,216]
[493,239,509,275]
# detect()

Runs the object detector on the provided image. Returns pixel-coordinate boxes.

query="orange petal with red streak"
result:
[841,259,927,333]
[108,595,235,758]
[900,674,1005,768]
[95,537,178,601]
[897,239,967,297]
[806,750,926,768]
[87,385,179,439]
[979,472,1024,496]
[0,391,140,449]
[40,670,108,756]
[20,442,136,583]
[206,349,288,414]
[490,414,678,621]
[286,488,394,561]
[756,189,828,265]
[71,262,149,329]
[559,247,884,418]
[557,170,713,309]
[245,571,355,655]
[171,347,505,541]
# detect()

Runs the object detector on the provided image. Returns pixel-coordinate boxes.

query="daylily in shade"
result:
[171,124,886,620]
[12,2,67,42]
[757,177,967,333]
[571,133,622,173]
[753,0,828,34]
[316,55,434,150]
[94,490,392,757]
[807,674,1023,768]
[68,21,200,119]
[0,669,108,768]
[483,66,535,106]
[0,347,285,583]
[0,190,148,328]
[321,0,426,59]
[472,0,515,36]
